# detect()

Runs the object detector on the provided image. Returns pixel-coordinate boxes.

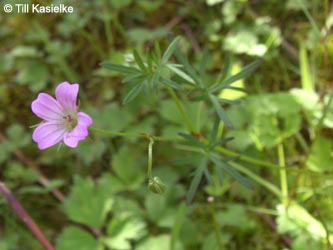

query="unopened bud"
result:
[148,176,166,194]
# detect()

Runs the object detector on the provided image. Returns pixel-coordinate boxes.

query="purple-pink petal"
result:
[55,82,79,112]
[63,112,92,148]
[31,93,64,121]
[32,122,67,150]
[77,112,93,126]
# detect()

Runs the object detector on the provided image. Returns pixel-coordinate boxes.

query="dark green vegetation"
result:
[1,0,333,249]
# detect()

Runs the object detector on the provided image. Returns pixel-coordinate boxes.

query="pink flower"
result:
[31,82,93,150]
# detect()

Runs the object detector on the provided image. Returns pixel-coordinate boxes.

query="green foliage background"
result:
[0,0,333,249]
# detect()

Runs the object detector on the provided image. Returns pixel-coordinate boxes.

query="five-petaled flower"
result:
[31,82,93,150]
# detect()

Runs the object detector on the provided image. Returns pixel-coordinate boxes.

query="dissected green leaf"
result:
[63,176,113,227]
[216,204,256,230]
[56,226,102,250]
[104,214,146,249]
[6,124,30,149]
[137,235,172,250]
[306,136,333,172]
[111,146,145,189]
[276,203,328,241]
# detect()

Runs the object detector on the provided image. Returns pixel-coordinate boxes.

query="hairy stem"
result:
[147,137,154,179]
[89,127,177,142]
[0,182,54,250]
[208,197,223,249]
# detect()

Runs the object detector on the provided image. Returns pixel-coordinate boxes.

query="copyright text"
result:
[3,4,74,14]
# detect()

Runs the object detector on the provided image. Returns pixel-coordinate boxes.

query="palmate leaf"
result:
[222,60,261,87]
[209,94,233,128]
[171,155,204,166]
[199,48,209,80]
[123,83,144,104]
[154,40,162,61]
[187,158,207,204]
[167,64,195,84]
[188,87,208,101]
[223,86,248,92]
[216,57,232,86]
[122,73,146,84]
[162,36,181,63]
[133,49,148,73]
[151,66,161,92]
[217,98,241,105]
[216,166,224,186]
[174,48,201,85]
[178,133,206,149]
[101,62,141,74]
[209,156,252,189]
[160,77,184,91]
[203,167,214,186]
[210,60,260,93]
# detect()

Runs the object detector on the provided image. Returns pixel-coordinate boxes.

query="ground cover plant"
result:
[0,0,333,249]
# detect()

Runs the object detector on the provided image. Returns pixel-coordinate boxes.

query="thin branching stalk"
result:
[208,197,224,249]
[278,143,288,207]
[147,137,154,179]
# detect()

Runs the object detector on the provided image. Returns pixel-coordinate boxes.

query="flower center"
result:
[62,113,78,130]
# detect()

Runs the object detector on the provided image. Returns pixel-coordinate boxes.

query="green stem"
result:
[278,143,288,206]
[295,132,309,153]
[89,127,175,142]
[90,127,283,171]
[167,87,196,133]
[91,125,284,172]
[208,198,223,249]
[147,137,154,179]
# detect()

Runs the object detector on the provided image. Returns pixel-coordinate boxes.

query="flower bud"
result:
[148,176,166,194]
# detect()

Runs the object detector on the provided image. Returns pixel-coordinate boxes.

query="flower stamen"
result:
[63,114,78,130]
